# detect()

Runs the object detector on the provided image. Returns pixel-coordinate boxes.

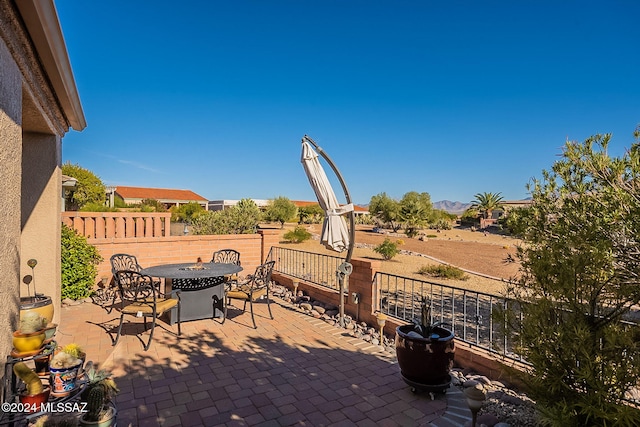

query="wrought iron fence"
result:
[268,246,345,291]
[376,272,526,363]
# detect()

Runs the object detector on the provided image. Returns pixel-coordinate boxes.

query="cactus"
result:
[81,362,119,422]
[19,312,46,334]
[84,386,105,422]
[13,362,44,395]
[61,343,84,359]
[413,296,442,338]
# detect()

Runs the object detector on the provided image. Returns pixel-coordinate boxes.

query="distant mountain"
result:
[433,200,472,214]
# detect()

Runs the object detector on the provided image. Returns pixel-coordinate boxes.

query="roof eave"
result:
[16,0,86,131]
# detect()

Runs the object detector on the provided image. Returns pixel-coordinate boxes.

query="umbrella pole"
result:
[303,135,355,327]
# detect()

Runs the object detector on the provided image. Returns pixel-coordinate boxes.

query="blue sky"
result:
[55,1,639,205]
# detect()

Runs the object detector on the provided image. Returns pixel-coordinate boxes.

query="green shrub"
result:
[61,224,103,300]
[426,234,437,238]
[429,218,453,230]
[282,226,312,243]
[373,238,401,260]
[417,264,468,280]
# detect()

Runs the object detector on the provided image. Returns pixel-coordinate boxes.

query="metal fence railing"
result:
[268,246,345,291]
[376,272,526,363]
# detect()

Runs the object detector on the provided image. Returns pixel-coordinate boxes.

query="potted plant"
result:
[13,362,51,412]
[79,362,119,427]
[12,312,47,356]
[20,259,54,324]
[49,347,83,396]
[395,296,455,393]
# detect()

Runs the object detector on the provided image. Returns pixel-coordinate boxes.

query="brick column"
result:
[344,257,381,326]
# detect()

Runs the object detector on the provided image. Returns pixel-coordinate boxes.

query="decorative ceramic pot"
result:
[12,330,45,353]
[43,323,58,342]
[395,324,455,392]
[20,295,54,325]
[49,362,82,396]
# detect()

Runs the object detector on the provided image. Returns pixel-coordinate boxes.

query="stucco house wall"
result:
[0,0,85,378]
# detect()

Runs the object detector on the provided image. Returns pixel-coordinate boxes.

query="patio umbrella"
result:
[301,135,355,326]
[301,139,353,253]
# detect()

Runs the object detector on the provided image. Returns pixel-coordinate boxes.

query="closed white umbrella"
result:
[301,139,353,252]
[301,135,355,327]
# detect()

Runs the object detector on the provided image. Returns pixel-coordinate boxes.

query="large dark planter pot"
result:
[20,295,54,325]
[395,324,455,393]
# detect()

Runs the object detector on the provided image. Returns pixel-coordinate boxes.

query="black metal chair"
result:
[211,249,241,266]
[222,261,275,328]
[113,270,181,351]
[110,253,161,285]
[212,249,242,300]
[100,254,143,313]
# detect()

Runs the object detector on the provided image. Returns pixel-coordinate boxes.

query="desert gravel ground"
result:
[275,224,523,296]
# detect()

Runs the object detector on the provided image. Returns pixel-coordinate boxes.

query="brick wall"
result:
[92,233,264,284]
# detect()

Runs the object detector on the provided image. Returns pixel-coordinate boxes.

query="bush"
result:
[373,238,402,260]
[429,218,453,230]
[283,226,312,243]
[190,199,260,235]
[61,224,102,300]
[79,202,117,212]
[417,264,468,280]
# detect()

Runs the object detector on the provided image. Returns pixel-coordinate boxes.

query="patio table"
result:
[141,262,243,323]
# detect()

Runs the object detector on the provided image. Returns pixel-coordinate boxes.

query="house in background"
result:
[209,199,370,218]
[111,186,208,210]
[291,200,370,218]
[0,0,86,366]
[208,199,271,211]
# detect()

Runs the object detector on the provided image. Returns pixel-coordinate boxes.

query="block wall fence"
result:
[63,212,522,385]
[62,212,280,283]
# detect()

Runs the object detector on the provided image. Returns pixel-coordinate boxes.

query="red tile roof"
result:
[115,186,207,202]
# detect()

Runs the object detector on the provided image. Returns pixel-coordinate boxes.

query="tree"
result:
[190,198,260,235]
[399,191,433,238]
[227,198,261,234]
[506,129,640,425]
[298,204,324,224]
[264,196,297,228]
[170,202,205,222]
[61,162,106,210]
[369,193,402,232]
[139,198,167,212]
[470,192,504,219]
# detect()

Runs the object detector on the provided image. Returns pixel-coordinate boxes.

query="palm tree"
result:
[471,192,505,219]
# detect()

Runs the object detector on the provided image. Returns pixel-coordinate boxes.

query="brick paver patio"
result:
[56,297,472,426]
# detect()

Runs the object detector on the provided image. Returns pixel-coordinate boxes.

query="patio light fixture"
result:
[464,383,486,426]
[376,312,387,347]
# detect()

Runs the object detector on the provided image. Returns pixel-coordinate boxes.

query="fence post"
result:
[344,257,381,327]
[258,228,280,263]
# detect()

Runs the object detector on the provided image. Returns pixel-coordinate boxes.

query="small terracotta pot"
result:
[33,353,51,376]
[19,386,51,412]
